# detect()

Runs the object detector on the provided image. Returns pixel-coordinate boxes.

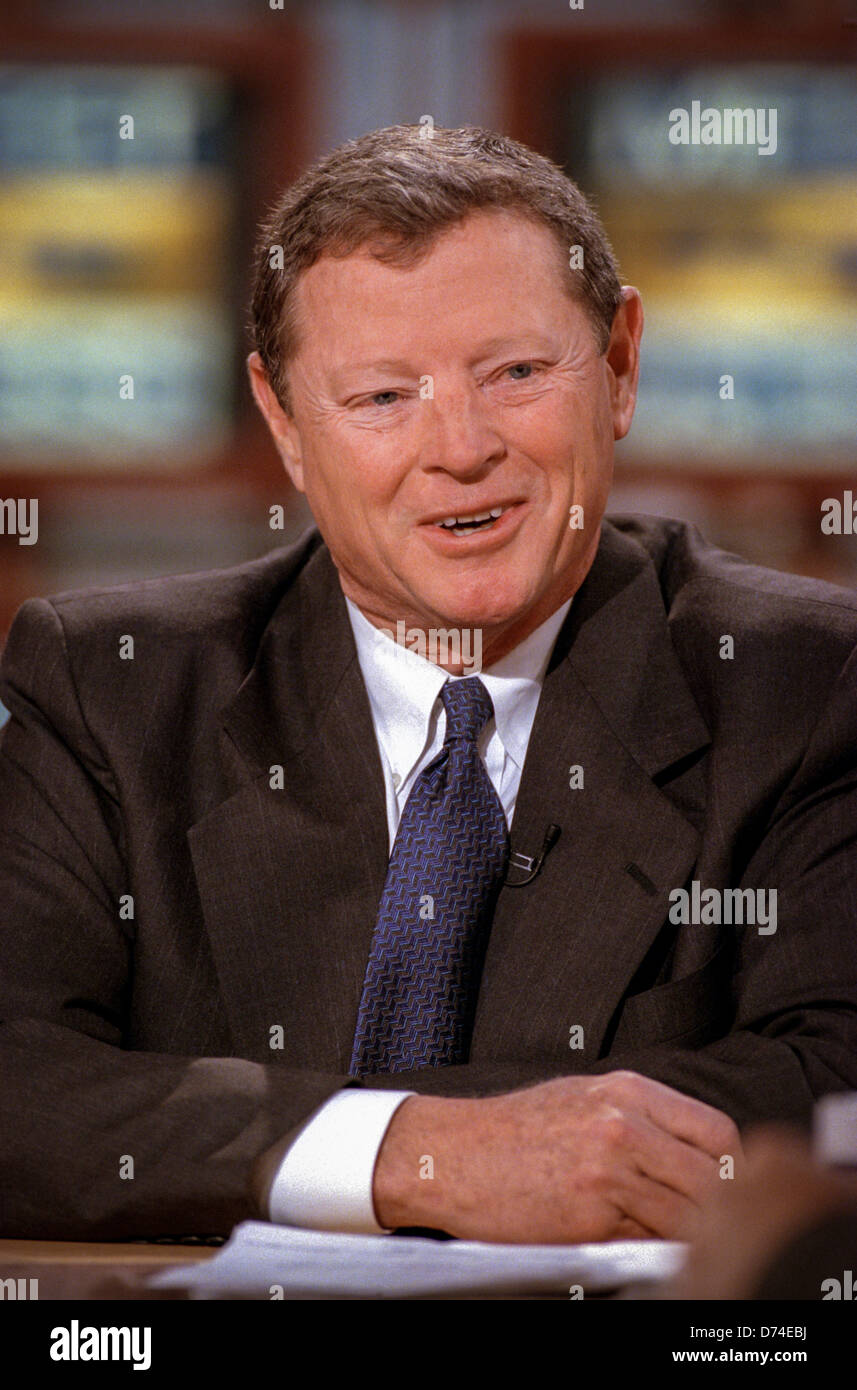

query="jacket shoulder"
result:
[605,512,857,728]
[42,527,324,648]
[607,511,857,638]
[0,528,325,736]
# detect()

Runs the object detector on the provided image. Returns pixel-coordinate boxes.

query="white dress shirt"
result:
[267,593,572,1233]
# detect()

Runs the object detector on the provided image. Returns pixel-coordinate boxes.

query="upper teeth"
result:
[439,507,504,528]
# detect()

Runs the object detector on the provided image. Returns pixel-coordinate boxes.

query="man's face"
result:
[249,209,642,663]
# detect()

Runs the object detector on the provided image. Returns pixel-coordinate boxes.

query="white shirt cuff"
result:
[267,1088,415,1234]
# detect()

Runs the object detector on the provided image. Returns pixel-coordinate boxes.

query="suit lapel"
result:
[470,521,712,1063]
[190,520,711,1071]
[188,545,388,1066]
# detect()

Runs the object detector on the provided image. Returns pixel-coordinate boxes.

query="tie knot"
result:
[441,677,494,745]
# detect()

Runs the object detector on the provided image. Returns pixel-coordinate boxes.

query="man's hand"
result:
[372,1070,741,1244]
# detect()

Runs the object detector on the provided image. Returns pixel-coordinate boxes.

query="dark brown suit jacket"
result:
[1,515,856,1238]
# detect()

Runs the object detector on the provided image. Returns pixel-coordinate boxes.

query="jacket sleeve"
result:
[0,598,354,1240]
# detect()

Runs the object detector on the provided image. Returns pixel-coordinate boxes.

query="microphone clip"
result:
[504,823,561,887]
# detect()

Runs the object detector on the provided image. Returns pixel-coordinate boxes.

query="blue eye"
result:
[371,391,400,406]
[507,363,533,380]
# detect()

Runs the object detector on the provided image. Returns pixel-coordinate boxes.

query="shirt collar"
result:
[345,595,572,782]
[478,600,572,769]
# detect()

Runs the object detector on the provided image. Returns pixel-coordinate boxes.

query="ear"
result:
[604,287,644,442]
[246,351,306,492]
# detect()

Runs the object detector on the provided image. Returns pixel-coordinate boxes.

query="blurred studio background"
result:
[1,0,856,657]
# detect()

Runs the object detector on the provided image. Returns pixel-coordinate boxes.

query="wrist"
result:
[372,1093,480,1231]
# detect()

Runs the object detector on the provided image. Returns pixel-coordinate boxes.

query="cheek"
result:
[515,384,598,449]
[307,448,416,559]
[514,415,586,495]
[305,433,390,508]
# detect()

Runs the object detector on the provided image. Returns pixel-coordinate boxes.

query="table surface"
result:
[0,1238,217,1299]
[0,1239,216,1264]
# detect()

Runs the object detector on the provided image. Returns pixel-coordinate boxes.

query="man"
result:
[1,125,855,1245]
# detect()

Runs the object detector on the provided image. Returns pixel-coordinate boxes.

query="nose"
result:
[418,377,506,478]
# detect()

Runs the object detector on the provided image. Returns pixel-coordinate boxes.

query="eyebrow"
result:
[467,334,558,358]
[333,336,559,385]
[334,359,418,381]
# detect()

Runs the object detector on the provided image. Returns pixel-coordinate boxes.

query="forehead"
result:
[289,210,586,356]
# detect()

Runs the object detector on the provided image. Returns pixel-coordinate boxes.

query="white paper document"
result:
[149,1221,686,1299]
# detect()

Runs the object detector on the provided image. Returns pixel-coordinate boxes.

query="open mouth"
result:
[434,506,506,537]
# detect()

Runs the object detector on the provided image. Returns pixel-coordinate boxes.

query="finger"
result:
[612,1214,659,1240]
[585,1106,721,1237]
[617,1165,700,1239]
[611,1071,739,1162]
[629,1112,725,1207]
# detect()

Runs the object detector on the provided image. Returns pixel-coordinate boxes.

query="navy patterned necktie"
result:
[349,677,510,1077]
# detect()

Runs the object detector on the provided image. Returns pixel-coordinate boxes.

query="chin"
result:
[421,580,535,631]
